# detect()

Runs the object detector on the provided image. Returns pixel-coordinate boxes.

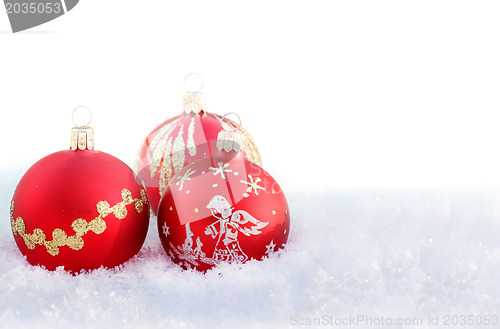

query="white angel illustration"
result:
[204,195,268,263]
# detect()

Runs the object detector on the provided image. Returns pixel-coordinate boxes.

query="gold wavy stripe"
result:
[10,189,149,256]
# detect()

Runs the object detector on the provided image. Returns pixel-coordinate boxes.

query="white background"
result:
[1,1,500,189]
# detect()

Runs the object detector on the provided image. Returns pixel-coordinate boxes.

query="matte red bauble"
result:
[157,130,289,272]
[136,84,261,215]
[10,110,150,272]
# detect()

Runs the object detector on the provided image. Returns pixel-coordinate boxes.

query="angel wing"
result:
[231,210,268,236]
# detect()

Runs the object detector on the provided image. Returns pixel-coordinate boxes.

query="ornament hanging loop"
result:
[70,106,94,151]
[183,73,206,115]
[217,112,244,154]
[72,106,92,127]
[221,112,242,131]
[184,73,204,93]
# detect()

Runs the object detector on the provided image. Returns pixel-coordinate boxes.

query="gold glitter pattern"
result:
[150,119,181,177]
[143,114,261,197]
[151,134,170,178]
[10,189,149,256]
[172,124,186,174]
[158,137,174,196]
[187,117,197,156]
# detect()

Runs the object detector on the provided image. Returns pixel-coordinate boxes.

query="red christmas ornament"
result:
[10,108,150,272]
[136,74,261,214]
[157,127,290,272]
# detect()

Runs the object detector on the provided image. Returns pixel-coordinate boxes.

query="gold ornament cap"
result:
[70,106,94,151]
[183,92,206,115]
[183,73,206,115]
[217,113,243,154]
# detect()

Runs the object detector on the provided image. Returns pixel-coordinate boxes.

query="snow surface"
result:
[1,168,500,329]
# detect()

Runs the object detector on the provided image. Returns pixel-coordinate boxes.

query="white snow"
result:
[2,168,500,328]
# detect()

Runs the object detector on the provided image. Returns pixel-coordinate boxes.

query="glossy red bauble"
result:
[10,149,150,272]
[136,111,262,215]
[157,149,289,272]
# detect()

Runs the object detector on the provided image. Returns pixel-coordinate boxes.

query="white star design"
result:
[209,162,232,179]
[176,168,196,191]
[265,240,276,255]
[240,174,265,195]
[162,222,170,237]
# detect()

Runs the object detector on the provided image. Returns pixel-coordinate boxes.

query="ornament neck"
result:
[211,144,245,164]
[70,126,94,151]
[183,92,206,115]
[210,129,244,164]
[216,130,243,154]
[70,106,94,151]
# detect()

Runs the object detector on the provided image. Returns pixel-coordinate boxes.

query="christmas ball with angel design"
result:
[10,107,150,272]
[157,123,290,272]
[135,74,262,215]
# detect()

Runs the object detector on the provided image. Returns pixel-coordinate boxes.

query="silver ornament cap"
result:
[216,130,243,154]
